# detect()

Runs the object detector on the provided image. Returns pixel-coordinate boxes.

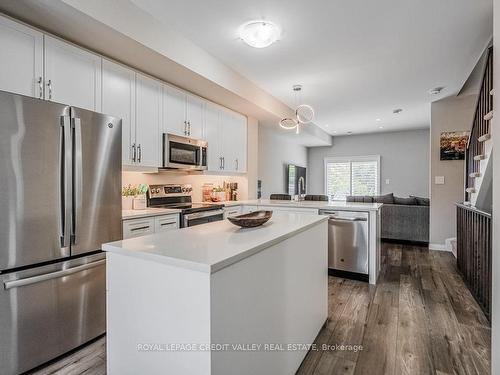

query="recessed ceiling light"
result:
[429,87,445,95]
[376,118,381,122]
[333,130,337,133]
[238,20,281,48]
[379,126,384,129]
[393,108,403,114]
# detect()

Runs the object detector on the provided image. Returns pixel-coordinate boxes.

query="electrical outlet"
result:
[385,179,390,185]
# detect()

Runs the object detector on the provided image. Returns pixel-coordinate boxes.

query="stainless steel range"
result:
[147,184,224,227]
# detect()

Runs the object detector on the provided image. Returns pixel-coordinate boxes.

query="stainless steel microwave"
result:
[162,133,208,170]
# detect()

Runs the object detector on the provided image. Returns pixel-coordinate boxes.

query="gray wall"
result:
[429,95,476,247]
[258,126,308,199]
[307,129,430,197]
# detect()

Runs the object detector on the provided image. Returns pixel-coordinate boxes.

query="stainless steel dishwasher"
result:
[319,210,369,281]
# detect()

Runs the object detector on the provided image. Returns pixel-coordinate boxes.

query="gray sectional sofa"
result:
[347,193,430,243]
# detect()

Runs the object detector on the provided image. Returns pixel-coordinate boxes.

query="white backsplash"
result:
[122,171,248,202]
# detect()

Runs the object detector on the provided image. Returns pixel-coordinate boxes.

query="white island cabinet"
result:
[103,213,328,375]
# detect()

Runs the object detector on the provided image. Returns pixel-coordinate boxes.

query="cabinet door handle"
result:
[38,77,43,99]
[219,157,223,170]
[235,158,238,171]
[184,121,187,135]
[137,144,142,163]
[47,79,52,100]
[130,225,151,232]
[188,121,191,136]
[222,157,225,170]
[132,143,136,163]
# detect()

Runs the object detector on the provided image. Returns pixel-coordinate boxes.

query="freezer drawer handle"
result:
[160,222,177,226]
[3,259,105,290]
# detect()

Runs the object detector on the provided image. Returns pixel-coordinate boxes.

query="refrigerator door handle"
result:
[72,117,83,245]
[3,259,105,290]
[60,115,72,248]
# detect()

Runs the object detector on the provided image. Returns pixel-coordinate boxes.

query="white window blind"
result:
[324,156,380,200]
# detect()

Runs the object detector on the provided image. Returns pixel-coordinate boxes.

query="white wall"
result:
[258,126,308,199]
[492,0,499,371]
[307,129,430,197]
[429,95,476,247]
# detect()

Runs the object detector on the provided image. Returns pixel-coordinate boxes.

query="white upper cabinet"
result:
[186,93,204,139]
[163,85,186,137]
[233,113,247,173]
[44,35,101,111]
[163,85,204,138]
[102,59,136,166]
[206,104,247,173]
[205,103,222,171]
[135,73,161,168]
[223,111,247,173]
[0,15,43,98]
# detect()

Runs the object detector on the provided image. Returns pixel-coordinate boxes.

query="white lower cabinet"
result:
[123,218,155,239]
[155,214,180,233]
[123,214,179,239]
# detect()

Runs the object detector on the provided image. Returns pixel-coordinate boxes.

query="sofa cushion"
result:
[411,195,430,206]
[394,196,417,205]
[374,193,394,204]
[346,195,373,203]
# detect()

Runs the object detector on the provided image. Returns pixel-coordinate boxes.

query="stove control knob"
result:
[156,188,161,194]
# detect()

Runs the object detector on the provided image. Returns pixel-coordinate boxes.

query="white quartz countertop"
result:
[219,199,383,211]
[104,212,327,273]
[122,208,181,220]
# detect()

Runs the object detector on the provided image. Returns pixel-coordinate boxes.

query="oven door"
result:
[183,209,224,227]
[163,133,207,170]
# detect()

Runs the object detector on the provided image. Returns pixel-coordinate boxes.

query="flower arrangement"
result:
[122,184,148,210]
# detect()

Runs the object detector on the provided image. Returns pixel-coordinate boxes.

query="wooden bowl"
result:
[227,210,273,228]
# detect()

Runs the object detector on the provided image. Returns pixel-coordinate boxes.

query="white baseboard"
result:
[429,238,456,255]
[429,243,447,251]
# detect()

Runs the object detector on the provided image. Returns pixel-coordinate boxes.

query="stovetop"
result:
[150,202,224,214]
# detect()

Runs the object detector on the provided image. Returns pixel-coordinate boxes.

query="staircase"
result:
[465,47,493,210]
[456,47,493,320]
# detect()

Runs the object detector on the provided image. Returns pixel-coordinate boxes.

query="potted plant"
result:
[122,184,137,210]
[133,184,148,210]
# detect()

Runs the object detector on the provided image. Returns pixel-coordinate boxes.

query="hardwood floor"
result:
[297,242,491,375]
[28,242,490,375]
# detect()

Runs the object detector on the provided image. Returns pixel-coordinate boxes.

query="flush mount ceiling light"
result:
[278,85,315,134]
[429,86,445,95]
[239,20,281,48]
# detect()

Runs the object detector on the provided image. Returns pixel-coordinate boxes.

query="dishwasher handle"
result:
[328,216,367,222]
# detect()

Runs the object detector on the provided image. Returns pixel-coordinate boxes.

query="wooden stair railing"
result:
[456,204,492,319]
[465,47,493,203]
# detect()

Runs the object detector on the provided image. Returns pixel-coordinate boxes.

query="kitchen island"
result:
[103,213,328,375]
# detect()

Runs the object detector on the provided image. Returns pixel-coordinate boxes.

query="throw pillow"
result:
[394,196,417,205]
[373,193,394,204]
[410,195,430,206]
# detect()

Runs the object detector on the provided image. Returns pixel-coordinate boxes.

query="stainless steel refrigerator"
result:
[0,90,122,374]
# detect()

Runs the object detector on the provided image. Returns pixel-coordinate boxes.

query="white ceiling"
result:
[131,0,492,135]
